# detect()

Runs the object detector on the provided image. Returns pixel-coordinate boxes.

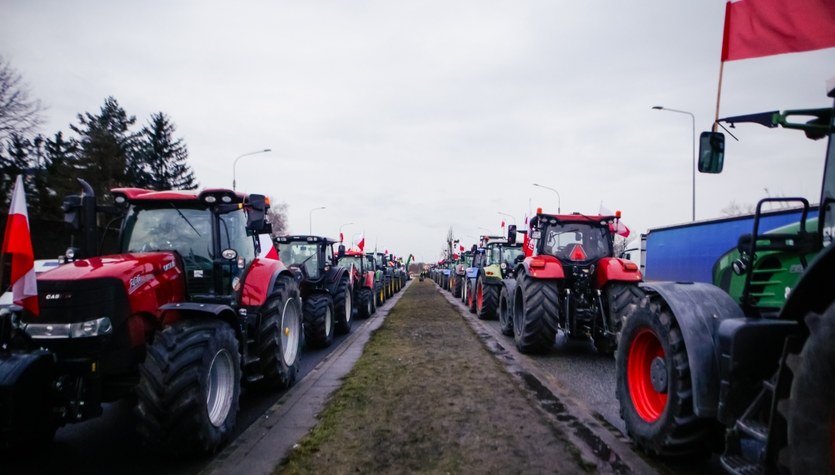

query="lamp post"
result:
[497,211,516,226]
[232,148,271,191]
[532,183,561,214]
[309,206,326,234]
[652,106,696,222]
[339,222,354,243]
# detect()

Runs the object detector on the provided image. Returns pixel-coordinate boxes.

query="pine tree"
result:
[136,112,197,190]
[39,131,79,219]
[70,97,140,198]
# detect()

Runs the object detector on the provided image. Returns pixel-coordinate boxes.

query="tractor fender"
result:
[240,258,292,308]
[326,266,350,294]
[159,302,240,341]
[482,264,503,284]
[518,255,564,280]
[595,257,642,288]
[640,281,745,417]
[0,349,56,445]
[363,272,375,290]
[780,242,835,323]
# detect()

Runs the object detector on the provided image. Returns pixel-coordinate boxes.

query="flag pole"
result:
[713,60,725,132]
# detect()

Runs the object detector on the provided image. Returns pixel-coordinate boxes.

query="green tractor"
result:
[616,85,835,473]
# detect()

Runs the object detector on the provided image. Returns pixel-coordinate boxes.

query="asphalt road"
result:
[3,331,356,475]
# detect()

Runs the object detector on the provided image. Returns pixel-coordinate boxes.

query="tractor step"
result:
[720,454,761,475]
[735,419,768,442]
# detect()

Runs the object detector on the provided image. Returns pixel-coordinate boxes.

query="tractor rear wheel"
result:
[334,276,353,335]
[616,299,710,458]
[476,276,499,320]
[467,278,477,314]
[304,293,334,348]
[595,283,645,356]
[255,275,302,388]
[499,284,514,336]
[784,303,835,473]
[512,274,559,353]
[357,288,374,319]
[136,319,241,455]
[452,275,463,298]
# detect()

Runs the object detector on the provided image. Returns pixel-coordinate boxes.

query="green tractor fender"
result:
[638,281,744,418]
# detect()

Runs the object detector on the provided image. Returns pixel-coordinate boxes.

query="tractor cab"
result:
[274,235,337,281]
[534,214,614,265]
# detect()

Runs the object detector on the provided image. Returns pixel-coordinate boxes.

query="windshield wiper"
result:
[169,203,201,236]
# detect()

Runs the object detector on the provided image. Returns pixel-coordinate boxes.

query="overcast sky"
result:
[2,1,833,262]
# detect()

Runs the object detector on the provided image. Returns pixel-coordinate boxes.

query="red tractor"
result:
[508,211,643,355]
[274,235,353,349]
[336,248,377,319]
[0,181,303,454]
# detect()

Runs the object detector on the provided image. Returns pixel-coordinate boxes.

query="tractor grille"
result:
[34,277,129,326]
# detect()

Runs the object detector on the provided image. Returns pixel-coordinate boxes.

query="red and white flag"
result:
[721,0,835,61]
[500,220,506,228]
[2,175,39,316]
[258,233,279,260]
[357,235,365,251]
[600,204,630,238]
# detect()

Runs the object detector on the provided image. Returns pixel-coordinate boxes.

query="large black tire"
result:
[376,283,385,307]
[594,282,645,356]
[467,278,477,314]
[476,276,499,320]
[333,276,353,335]
[460,277,468,303]
[304,293,334,348]
[255,275,303,388]
[452,275,463,298]
[136,319,241,455]
[357,288,374,319]
[499,284,514,336]
[369,285,378,314]
[615,298,710,458]
[512,274,559,353]
[784,303,835,474]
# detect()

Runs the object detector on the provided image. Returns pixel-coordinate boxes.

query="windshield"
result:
[277,242,321,279]
[501,246,524,265]
[124,206,213,262]
[338,255,363,271]
[542,222,611,262]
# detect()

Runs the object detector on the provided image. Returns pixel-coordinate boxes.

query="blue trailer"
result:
[640,205,819,283]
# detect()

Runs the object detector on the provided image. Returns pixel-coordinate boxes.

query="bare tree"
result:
[267,199,289,237]
[0,56,44,143]
[721,200,755,217]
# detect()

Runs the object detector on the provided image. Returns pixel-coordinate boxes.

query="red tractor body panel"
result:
[594,257,642,287]
[240,258,290,307]
[522,255,565,279]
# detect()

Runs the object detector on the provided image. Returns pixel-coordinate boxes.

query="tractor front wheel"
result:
[785,303,835,473]
[499,284,514,336]
[136,320,241,455]
[357,288,374,319]
[476,276,498,320]
[616,299,710,458]
[334,276,353,335]
[304,293,334,348]
[255,275,302,388]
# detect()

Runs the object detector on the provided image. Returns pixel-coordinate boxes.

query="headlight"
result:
[26,317,113,339]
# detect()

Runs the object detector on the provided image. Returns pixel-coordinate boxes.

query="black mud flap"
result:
[0,350,56,449]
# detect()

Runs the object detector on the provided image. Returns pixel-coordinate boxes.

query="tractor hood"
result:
[39,252,179,285]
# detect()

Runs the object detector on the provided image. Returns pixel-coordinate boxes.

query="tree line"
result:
[0,55,197,220]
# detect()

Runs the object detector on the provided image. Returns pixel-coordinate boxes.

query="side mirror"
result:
[507,224,517,244]
[698,131,725,173]
[246,194,268,232]
[338,244,346,259]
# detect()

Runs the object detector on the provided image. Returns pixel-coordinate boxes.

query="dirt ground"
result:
[277,280,597,474]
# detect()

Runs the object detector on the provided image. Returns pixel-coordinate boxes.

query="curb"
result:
[200,281,412,475]
[437,285,660,475]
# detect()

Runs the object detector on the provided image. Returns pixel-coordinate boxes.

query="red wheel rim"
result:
[468,285,473,307]
[477,283,483,311]
[627,327,668,422]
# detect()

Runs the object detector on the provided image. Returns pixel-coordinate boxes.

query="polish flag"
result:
[721,0,835,62]
[600,204,630,238]
[339,232,344,243]
[258,234,278,259]
[459,244,465,252]
[357,235,365,251]
[500,220,506,228]
[2,176,39,316]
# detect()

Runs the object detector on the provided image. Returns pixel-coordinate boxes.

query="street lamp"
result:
[532,183,561,214]
[652,106,696,222]
[232,148,271,191]
[339,222,354,243]
[309,206,326,234]
[497,211,516,226]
